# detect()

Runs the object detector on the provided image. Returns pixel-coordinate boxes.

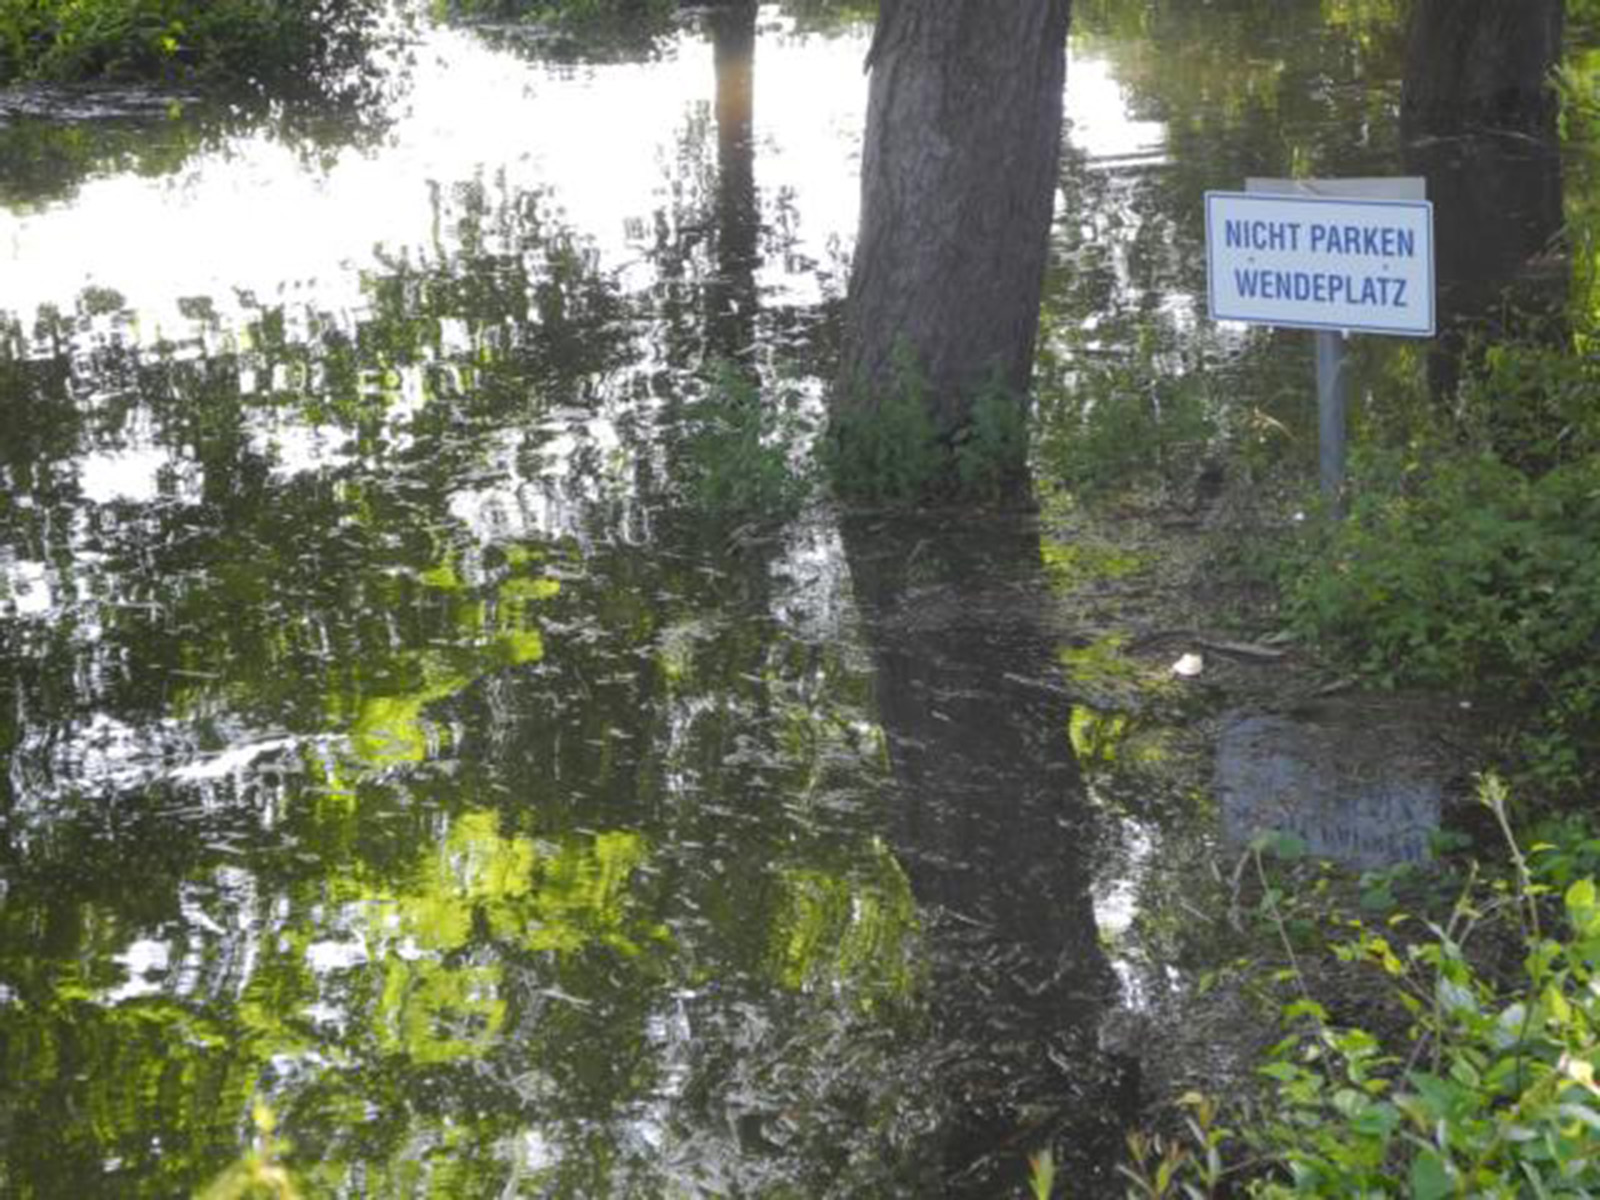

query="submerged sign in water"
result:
[1205,191,1435,337]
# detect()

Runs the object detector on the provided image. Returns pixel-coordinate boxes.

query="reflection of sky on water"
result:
[1066,54,1167,164]
[0,19,1176,544]
[0,22,1161,323]
[0,18,872,324]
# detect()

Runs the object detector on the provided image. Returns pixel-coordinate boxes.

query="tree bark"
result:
[1401,0,1564,135]
[1402,0,1567,408]
[837,0,1072,488]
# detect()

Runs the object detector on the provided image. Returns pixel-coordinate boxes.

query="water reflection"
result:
[0,14,911,1193]
[5,0,1582,1194]
[842,512,1127,1194]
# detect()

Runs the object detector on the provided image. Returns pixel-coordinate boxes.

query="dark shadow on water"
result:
[841,509,1132,1196]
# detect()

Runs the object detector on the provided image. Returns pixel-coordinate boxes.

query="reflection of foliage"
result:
[769,839,922,1012]
[0,23,957,1192]
[1074,0,1406,181]
[776,0,877,36]
[0,64,404,209]
[440,0,678,63]
[336,559,558,768]
[0,110,208,209]
[439,0,671,20]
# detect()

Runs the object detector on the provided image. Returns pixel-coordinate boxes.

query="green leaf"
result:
[1409,1149,1454,1200]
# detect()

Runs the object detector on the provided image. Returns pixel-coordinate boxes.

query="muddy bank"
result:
[1032,479,1490,1127]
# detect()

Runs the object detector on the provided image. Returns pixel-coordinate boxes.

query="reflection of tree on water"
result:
[842,512,1129,1195]
[707,2,760,366]
[0,134,966,1193]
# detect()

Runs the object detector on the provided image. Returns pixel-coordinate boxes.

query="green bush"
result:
[954,368,1031,502]
[1034,327,1222,497]
[822,341,947,507]
[680,363,815,526]
[0,0,388,100]
[824,342,1032,507]
[1251,778,1600,1197]
[1281,442,1600,790]
[1454,338,1600,471]
[1091,780,1600,1199]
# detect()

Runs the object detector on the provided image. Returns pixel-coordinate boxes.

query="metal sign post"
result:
[1315,330,1349,503]
[1205,177,1434,509]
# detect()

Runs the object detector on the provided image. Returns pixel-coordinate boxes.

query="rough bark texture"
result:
[838,0,1072,457]
[1402,0,1567,405]
[1401,0,1564,135]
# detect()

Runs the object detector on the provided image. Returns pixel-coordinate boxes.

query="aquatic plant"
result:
[196,1104,302,1200]
[825,340,1032,506]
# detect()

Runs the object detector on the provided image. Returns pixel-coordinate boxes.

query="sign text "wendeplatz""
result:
[1205,192,1434,336]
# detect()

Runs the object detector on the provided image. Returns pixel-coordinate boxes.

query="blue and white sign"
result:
[1205,190,1435,337]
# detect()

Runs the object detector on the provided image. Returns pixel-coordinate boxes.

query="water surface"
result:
[0,3,1577,1195]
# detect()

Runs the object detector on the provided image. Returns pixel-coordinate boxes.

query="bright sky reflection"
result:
[0,17,874,331]
[0,19,1158,329]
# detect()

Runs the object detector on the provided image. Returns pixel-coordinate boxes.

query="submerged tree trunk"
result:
[837,0,1072,494]
[706,1,759,366]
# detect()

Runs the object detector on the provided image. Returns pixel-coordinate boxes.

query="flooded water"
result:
[0,2,1583,1195]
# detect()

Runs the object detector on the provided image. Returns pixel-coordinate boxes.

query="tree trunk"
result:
[837,0,1072,492]
[1402,0,1567,410]
[1401,0,1563,135]
[706,1,759,366]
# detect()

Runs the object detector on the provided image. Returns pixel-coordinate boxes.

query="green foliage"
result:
[0,0,389,102]
[1027,1147,1058,1200]
[822,342,946,507]
[825,343,1029,507]
[954,369,1031,501]
[1118,1094,1228,1199]
[196,1104,302,1200]
[1457,338,1600,470]
[1283,451,1600,688]
[1280,340,1600,792]
[1245,777,1600,1198]
[1034,329,1221,497]
[680,363,815,526]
